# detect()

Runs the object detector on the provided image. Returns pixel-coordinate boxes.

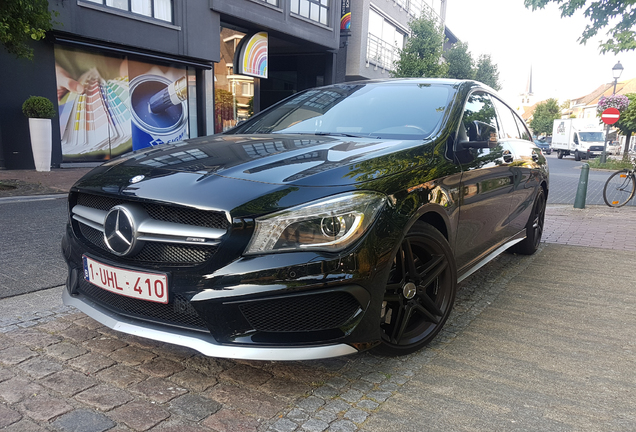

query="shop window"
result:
[291,0,329,26]
[214,28,256,133]
[86,0,173,22]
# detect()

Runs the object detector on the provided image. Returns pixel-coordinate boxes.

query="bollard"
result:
[574,163,589,209]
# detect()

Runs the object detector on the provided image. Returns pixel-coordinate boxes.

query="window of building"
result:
[85,0,173,22]
[367,9,405,70]
[291,0,329,26]
[257,0,279,6]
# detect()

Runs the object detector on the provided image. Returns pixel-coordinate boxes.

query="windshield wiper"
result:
[313,132,380,139]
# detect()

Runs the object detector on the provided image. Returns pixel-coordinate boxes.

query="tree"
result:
[524,0,636,54]
[474,54,501,91]
[445,41,474,80]
[392,10,448,78]
[529,98,561,136]
[0,0,55,60]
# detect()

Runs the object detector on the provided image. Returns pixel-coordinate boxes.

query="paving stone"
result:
[183,355,224,376]
[325,376,349,390]
[96,365,147,388]
[0,377,45,403]
[220,363,273,388]
[269,363,332,385]
[202,408,260,432]
[378,382,399,392]
[50,409,115,432]
[340,389,363,403]
[150,425,211,432]
[271,417,298,432]
[109,401,170,431]
[0,368,14,382]
[322,399,351,414]
[109,346,156,366]
[169,393,221,421]
[129,377,188,403]
[36,320,72,333]
[0,336,13,350]
[59,312,86,322]
[75,384,133,411]
[366,390,392,403]
[82,337,127,354]
[137,357,184,378]
[41,369,97,397]
[361,372,386,384]
[205,384,284,418]
[0,419,46,432]
[344,408,368,424]
[350,381,373,392]
[58,325,100,343]
[45,342,88,360]
[169,369,217,393]
[313,409,337,423]
[301,418,329,432]
[69,352,116,375]
[355,399,379,410]
[74,316,103,330]
[312,385,338,399]
[260,376,312,400]
[0,404,22,428]
[328,420,356,432]
[149,343,196,362]
[21,394,73,422]
[4,328,62,348]
[286,408,309,422]
[297,396,325,412]
[0,345,35,365]
[17,356,64,379]
[388,375,409,385]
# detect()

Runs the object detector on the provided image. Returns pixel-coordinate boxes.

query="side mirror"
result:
[459,121,498,149]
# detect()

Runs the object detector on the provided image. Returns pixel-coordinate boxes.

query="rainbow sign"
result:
[239,32,268,79]
[340,12,351,31]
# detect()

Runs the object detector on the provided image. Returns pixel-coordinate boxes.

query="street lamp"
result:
[601,61,624,163]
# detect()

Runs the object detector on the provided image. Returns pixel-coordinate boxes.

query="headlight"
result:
[244,192,386,255]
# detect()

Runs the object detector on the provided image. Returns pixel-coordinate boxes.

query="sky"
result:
[445,0,636,107]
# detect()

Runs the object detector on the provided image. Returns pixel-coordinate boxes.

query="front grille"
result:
[589,146,604,151]
[73,192,226,265]
[78,279,209,331]
[79,224,217,264]
[76,193,229,229]
[238,291,361,332]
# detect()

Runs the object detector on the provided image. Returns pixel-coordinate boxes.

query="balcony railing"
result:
[366,34,400,71]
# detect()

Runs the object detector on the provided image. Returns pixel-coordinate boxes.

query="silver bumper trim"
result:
[62,290,358,361]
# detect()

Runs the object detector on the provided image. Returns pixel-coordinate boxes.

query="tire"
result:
[603,170,636,207]
[557,151,563,159]
[373,222,457,356]
[509,188,546,255]
[575,150,581,161]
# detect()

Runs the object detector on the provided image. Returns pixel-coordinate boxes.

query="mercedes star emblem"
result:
[104,205,136,255]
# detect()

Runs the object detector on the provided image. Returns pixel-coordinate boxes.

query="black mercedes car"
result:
[61,79,548,360]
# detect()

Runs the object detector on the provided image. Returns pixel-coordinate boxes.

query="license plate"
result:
[82,255,168,304]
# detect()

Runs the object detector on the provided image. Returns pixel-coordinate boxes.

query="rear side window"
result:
[513,115,532,141]
[491,97,521,140]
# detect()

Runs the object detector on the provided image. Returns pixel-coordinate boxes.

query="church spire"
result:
[526,66,533,96]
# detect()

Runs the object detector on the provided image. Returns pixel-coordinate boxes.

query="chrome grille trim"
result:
[72,204,226,247]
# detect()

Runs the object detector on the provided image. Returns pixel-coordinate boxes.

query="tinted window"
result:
[229,83,451,140]
[514,114,532,141]
[492,97,521,140]
[457,92,501,167]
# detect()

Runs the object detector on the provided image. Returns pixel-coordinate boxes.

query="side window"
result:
[574,133,579,145]
[513,114,532,141]
[459,92,499,141]
[492,97,521,140]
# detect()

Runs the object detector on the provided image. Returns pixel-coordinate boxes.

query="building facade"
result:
[0,0,342,169]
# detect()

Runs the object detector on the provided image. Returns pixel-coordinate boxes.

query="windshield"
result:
[228,83,452,140]
[579,132,604,142]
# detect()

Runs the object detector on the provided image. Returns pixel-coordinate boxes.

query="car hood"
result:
[94,134,427,187]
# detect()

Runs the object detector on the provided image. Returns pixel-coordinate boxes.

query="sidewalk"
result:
[0,168,91,197]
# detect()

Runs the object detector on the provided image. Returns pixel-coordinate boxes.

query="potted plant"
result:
[22,96,56,172]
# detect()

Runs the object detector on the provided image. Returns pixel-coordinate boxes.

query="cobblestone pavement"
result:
[0,249,532,432]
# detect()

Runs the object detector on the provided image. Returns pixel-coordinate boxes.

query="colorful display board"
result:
[54,46,190,162]
[236,32,268,79]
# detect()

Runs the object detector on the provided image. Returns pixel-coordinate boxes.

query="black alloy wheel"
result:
[509,188,546,255]
[374,222,456,356]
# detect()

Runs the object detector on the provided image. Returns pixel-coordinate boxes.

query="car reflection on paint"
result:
[61,79,549,360]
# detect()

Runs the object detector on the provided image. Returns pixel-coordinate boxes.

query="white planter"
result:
[28,118,52,172]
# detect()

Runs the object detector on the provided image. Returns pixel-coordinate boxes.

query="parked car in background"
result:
[61,79,549,361]
[534,139,552,155]
[608,141,621,155]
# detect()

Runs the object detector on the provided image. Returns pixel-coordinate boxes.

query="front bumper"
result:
[62,290,358,360]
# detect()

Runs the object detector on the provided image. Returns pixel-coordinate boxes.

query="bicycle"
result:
[603,158,636,207]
